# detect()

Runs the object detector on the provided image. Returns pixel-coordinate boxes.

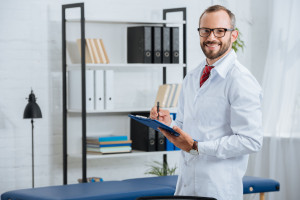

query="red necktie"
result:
[200,65,214,87]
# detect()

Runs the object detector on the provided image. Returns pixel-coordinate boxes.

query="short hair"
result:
[199,5,236,29]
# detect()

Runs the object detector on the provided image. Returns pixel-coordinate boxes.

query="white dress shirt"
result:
[172,50,263,200]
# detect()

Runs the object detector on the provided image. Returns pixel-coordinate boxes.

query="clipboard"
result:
[128,114,180,137]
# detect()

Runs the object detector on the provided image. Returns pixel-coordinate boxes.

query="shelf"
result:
[68,107,177,114]
[68,108,151,114]
[67,63,187,71]
[66,19,185,25]
[62,4,186,184]
[69,150,180,159]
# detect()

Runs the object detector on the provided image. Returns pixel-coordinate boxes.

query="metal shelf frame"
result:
[62,3,187,185]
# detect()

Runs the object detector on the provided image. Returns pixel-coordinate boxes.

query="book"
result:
[76,39,93,63]
[99,39,110,64]
[154,84,171,107]
[90,38,101,64]
[87,146,132,154]
[166,84,176,107]
[86,140,132,145]
[86,135,128,142]
[94,38,105,63]
[171,84,182,107]
[87,143,131,148]
[86,38,96,63]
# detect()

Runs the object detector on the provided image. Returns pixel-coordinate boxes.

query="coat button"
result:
[249,187,254,192]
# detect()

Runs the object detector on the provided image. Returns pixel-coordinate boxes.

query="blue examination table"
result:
[1,176,279,200]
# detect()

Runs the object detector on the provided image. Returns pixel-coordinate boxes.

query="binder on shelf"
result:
[171,27,180,63]
[104,70,114,110]
[94,70,104,110]
[127,26,152,63]
[167,112,177,151]
[152,26,162,63]
[156,131,166,151]
[68,70,94,111]
[166,138,175,151]
[162,27,171,63]
[76,39,93,64]
[130,112,156,152]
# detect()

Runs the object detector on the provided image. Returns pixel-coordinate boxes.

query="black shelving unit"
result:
[62,3,187,185]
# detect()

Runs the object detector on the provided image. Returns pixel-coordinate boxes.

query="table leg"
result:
[260,192,265,200]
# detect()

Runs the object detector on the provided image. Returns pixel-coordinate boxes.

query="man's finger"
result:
[158,128,176,142]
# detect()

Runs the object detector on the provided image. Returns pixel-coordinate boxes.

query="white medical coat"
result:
[172,50,263,200]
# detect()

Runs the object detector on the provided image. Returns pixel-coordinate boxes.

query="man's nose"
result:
[207,30,216,39]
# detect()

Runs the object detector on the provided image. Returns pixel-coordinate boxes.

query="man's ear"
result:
[231,29,238,43]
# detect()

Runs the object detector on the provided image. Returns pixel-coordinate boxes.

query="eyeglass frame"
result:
[197,28,235,38]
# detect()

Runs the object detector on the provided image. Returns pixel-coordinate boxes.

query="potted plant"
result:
[232,28,245,52]
[145,161,177,176]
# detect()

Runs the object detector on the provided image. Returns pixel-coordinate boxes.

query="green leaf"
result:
[232,27,245,53]
[145,161,177,176]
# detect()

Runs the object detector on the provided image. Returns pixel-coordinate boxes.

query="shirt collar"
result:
[206,50,237,79]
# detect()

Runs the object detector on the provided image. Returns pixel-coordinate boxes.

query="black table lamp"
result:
[23,90,42,188]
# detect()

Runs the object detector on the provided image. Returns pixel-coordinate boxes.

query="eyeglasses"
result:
[197,28,234,38]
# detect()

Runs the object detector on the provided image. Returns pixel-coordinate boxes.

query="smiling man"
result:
[150,5,263,200]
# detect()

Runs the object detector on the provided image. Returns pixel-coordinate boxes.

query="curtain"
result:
[245,0,300,199]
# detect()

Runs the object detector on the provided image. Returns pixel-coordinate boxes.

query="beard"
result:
[200,37,231,60]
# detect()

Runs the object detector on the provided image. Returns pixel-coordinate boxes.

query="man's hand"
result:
[158,126,194,152]
[150,106,172,126]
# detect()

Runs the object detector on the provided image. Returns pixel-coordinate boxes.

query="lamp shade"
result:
[23,90,42,119]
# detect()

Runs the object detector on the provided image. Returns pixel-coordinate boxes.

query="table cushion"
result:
[1,181,174,200]
[1,176,280,200]
[243,176,280,194]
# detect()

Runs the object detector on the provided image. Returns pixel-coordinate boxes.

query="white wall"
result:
[0,0,267,194]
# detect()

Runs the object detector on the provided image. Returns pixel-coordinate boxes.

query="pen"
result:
[157,101,160,120]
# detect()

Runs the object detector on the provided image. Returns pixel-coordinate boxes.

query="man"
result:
[150,5,263,200]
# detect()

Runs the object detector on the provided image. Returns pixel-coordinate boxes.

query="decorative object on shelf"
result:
[232,27,245,53]
[145,161,177,176]
[78,177,103,183]
[23,89,42,188]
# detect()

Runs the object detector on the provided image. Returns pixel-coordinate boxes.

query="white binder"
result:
[68,70,94,111]
[104,70,114,110]
[94,70,104,110]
